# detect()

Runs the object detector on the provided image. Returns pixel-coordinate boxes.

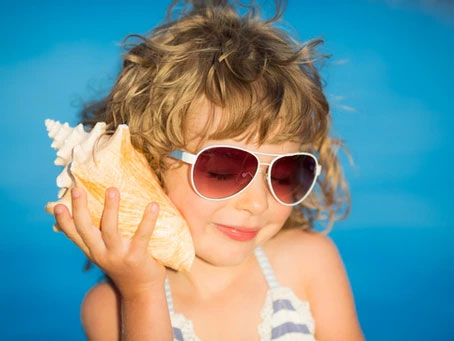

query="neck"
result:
[167,252,257,299]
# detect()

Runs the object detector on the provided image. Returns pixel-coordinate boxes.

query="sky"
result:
[0,0,453,340]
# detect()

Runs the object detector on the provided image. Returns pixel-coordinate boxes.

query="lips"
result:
[215,224,259,241]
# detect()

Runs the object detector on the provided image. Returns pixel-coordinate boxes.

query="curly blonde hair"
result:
[80,0,350,233]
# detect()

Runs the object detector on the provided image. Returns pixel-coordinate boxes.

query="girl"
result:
[53,1,364,340]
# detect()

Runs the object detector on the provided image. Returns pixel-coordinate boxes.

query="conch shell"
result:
[44,119,194,272]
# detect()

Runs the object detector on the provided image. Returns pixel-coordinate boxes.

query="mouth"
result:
[214,224,260,241]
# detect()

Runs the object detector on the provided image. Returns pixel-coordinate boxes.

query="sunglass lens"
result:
[193,147,258,199]
[271,155,316,205]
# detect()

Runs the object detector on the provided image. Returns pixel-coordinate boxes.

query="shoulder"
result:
[81,280,121,341]
[268,228,349,298]
[270,227,336,257]
[264,228,339,288]
[265,229,365,340]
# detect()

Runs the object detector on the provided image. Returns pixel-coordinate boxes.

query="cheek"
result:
[163,165,214,229]
[164,165,193,210]
[280,209,293,229]
[278,206,293,222]
[268,205,293,231]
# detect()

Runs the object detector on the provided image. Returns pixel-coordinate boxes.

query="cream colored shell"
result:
[45,119,194,271]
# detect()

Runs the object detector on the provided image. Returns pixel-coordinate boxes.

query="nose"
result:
[233,168,269,215]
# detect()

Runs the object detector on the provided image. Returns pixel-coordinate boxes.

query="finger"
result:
[54,204,91,257]
[71,187,105,255]
[100,187,122,249]
[130,203,159,254]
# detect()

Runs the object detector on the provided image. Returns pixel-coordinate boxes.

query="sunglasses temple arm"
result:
[168,150,197,165]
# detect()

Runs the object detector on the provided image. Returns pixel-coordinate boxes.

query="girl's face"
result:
[163,102,300,267]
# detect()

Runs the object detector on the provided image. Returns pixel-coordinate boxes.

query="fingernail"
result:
[149,203,158,212]
[54,206,63,215]
[72,188,81,198]
[108,189,116,199]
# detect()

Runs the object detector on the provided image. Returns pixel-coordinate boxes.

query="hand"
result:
[53,186,166,299]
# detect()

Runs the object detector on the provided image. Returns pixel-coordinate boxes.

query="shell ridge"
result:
[45,118,195,271]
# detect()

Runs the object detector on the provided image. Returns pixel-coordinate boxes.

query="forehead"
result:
[183,97,220,145]
[183,96,301,153]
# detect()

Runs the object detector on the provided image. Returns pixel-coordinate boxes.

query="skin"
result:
[54,188,173,340]
[54,100,365,340]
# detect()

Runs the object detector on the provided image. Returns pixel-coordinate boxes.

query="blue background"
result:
[1,0,453,339]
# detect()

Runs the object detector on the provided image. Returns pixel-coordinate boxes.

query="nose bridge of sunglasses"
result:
[253,151,275,165]
[257,161,271,175]
[244,162,270,185]
[237,166,271,196]
[248,152,280,178]
[236,158,268,180]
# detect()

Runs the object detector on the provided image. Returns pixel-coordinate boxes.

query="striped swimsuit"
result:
[164,247,317,341]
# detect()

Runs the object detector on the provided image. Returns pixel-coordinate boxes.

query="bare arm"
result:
[81,281,173,341]
[304,233,364,341]
[55,187,173,340]
[121,285,173,341]
[81,282,121,340]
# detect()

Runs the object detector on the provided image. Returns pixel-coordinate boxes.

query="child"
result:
[53,1,364,340]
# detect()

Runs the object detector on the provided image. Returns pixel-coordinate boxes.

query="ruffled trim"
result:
[258,287,316,341]
[170,312,201,341]
[170,287,316,341]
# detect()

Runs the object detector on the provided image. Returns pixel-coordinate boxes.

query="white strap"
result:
[164,277,175,314]
[254,247,279,289]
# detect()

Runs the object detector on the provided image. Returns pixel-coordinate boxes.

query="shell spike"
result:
[44,119,106,167]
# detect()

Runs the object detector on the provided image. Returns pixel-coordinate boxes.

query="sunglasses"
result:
[168,145,321,206]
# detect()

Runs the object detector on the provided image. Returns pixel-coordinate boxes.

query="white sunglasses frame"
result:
[168,144,322,206]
